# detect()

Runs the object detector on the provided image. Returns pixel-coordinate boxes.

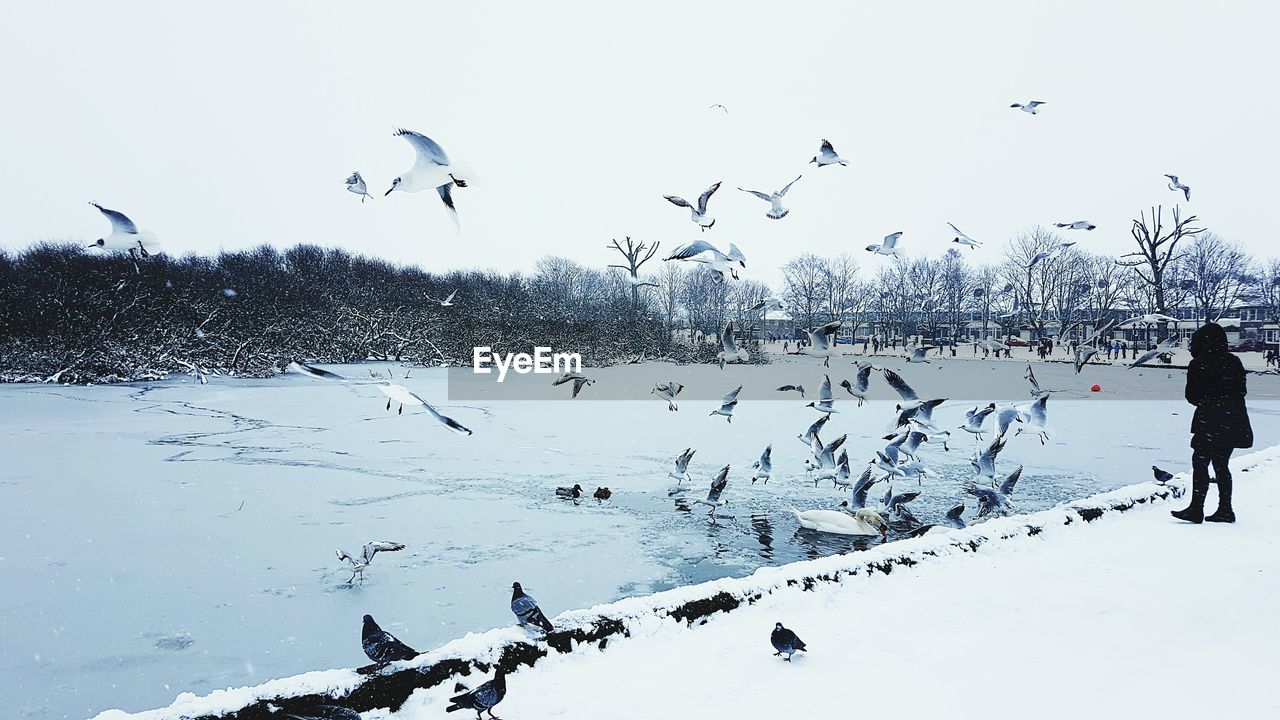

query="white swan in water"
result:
[793,505,887,539]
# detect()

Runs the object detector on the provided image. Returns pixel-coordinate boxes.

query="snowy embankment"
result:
[94,446,1280,720]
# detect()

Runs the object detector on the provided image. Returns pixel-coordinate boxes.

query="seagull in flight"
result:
[385,128,475,229]
[1120,313,1179,326]
[551,371,594,398]
[1165,174,1191,201]
[691,465,731,522]
[709,103,729,114]
[1010,100,1046,114]
[709,385,742,422]
[776,384,806,398]
[810,139,847,167]
[738,175,802,220]
[802,320,842,367]
[1014,394,1051,445]
[752,296,788,312]
[948,222,981,249]
[289,362,473,435]
[718,320,749,369]
[337,541,406,584]
[966,466,1024,517]
[959,403,997,440]
[906,344,937,363]
[664,240,747,283]
[87,202,162,260]
[669,447,696,483]
[1130,337,1180,368]
[428,289,458,307]
[652,381,685,411]
[751,444,773,484]
[866,231,905,257]
[345,172,372,202]
[841,362,873,407]
[805,374,839,414]
[798,413,830,447]
[664,181,721,231]
[1054,220,1096,231]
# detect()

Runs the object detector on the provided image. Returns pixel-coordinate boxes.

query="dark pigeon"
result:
[361,614,417,664]
[510,582,555,633]
[771,622,807,661]
[447,668,507,719]
[593,487,612,501]
[1152,466,1174,484]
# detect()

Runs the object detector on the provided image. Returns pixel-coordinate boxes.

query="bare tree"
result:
[1116,205,1203,317]
[820,253,859,337]
[1183,233,1256,323]
[654,261,686,339]
[1001,227,1063,340]
[938,248,973,344]
[782,254,827,330]
[606,236,660,307]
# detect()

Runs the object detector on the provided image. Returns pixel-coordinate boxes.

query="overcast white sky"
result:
[1,1,1276,288]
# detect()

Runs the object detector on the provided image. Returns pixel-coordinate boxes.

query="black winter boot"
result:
[1172,476,1209,524]
[1205,478,1235,523]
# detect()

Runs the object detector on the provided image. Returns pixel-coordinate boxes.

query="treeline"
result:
[0,243,721,383]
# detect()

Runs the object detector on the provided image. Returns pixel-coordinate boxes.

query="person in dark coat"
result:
[1172,323,1253,523]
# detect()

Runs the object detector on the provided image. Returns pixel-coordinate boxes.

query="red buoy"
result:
[1090,384,1101,392]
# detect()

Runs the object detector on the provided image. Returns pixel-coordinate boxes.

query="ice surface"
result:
[2,356,1277,719]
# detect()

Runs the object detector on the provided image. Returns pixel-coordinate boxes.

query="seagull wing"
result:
[403,389,473,435]
[697,182,722,214]
[90,202,139,234]
[737,187,773,203]
[393,127,451,168]
[777,174,803,196]
[443,290,457,303]
[819,374,833,403]
[665,239,723,262]
[663,195,693,209]
[361,540,406,564]
[721,320,739,354]
[881,368,918,402]
[706,465,730,502]
[802,414,830,444]
[1029,394,1048,426]
[721,385,742,406]
[882,232,903,249]
[1000,466,1024,497]
[290,361,348,381]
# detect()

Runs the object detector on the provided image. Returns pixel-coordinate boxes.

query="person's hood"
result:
[1190,322,1228,357]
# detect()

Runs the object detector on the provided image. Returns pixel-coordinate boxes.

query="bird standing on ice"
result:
[385,128,475,229]
[337,541,405,584]
[663,181,721,231]
[770,623,807,661]
[738,175,802,219]
[344,172,372,202]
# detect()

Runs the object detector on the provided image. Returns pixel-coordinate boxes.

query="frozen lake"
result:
[3,355,1278,719]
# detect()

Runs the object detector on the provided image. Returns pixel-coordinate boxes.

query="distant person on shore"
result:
[1172,323,1252,524]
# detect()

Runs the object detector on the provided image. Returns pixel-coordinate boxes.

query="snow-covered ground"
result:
[385,445,1280,720]
[3,356,1278,719]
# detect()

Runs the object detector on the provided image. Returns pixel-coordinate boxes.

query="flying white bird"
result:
[801,320,842,367]
[948,222,982,249]
[288,362,473,435]
[385,128,476,229]
[664,182,721,231]
[965,466,1024,517]
[336,540,406,584]
[87,203,162,259]
[1165,174,1191,201]
[840,362,873,407]
[652,381,685,411]
[709,103,729,114]
[345,172,372,202]
[738,175,802,220]
[866,231,905,257]
[709,386,742,422]
[810,139,847,167]
[798,413,830,447]
[1130,337,1180,368]
[669,447,696,483]
[906,344,938,363]
[551,371,594,399]
[1120,313,1179,327]
[717,320,749,369]
[1054,220,1096,231]
[752,296,788,312]
[690,465,732,522]
[750,444,773,484]
[428,290,458,307]
[1010,100,1046,114]
[664,240,747,283]
[1014,394,1051,445]
[805,374,839,414]
[959,403,997,440]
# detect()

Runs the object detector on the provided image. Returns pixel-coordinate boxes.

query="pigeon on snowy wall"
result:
[511,582,555,633]
[361,614,418,665]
